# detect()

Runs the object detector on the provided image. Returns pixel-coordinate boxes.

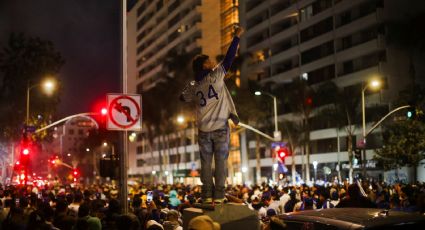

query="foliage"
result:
[374,120,425,170]
[0,33,64,141]
[142,50,194,147]
[314,81,363,182]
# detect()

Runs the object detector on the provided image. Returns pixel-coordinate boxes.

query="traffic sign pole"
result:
[120,0,129,214]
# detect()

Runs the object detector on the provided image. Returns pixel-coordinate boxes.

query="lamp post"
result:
[26,78,56,124]
[254,91,280,140]
[177,114,196,184]
[313,161,318,182]
[361,79,381,177]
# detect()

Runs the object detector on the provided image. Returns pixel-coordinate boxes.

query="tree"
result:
[374,120,425,182]
[141,50,194,180]
[280,120,302,184]
[315,81,362,183]
[278,78,314,182]
[0,33,64,141]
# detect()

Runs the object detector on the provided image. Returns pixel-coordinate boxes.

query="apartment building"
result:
[127,0,240,183]
[238,0,421,182]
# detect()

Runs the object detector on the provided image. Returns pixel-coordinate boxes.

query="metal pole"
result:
[26,82,30,124]
[361,87,367,178]
[273,96,278,133]
[366,105,411,137]
[191,121,195,185]
[120,0,129,214]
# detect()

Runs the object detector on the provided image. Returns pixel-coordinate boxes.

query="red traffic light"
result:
[276,146,289,162]
[22,148,30,155]
[73,169,79,176]
[101,107,108,115]
[306,97,313,105]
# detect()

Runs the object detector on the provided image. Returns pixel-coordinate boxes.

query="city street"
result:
[1,0,425,229]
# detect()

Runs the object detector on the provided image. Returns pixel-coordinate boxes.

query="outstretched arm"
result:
[221,26,244,73]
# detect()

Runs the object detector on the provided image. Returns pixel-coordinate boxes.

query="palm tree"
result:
[280,120,302,184]
[280,78,314,182]
[141,50,194,181]
[315,81,362,183]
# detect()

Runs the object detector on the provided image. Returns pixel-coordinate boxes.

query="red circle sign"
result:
[108,95,141,129]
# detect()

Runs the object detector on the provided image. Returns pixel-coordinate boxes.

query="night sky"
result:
[0,0,122,117]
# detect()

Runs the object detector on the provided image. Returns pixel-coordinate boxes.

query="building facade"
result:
[127,0,241,183]
[238,0,421,183]
[127,0,423,184]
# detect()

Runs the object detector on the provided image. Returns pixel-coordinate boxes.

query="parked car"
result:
[274,208,425,229]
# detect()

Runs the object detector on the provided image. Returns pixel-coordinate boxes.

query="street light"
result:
[26,78,57,124]
[177,115,185,124]
[361,79,381,176]
[254,91,280,140]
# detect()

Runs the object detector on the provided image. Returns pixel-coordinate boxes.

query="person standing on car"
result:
[180,26,244,205]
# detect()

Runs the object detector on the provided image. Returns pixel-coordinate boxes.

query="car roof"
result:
[279,208,425,228]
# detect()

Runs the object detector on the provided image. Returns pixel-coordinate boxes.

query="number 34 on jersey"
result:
[196,85,219,107]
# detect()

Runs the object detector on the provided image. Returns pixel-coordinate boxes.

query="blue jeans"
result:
[198,127,229,199]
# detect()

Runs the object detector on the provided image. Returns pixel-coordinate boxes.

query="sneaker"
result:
[214,198,226,204]
[203,198,213,204]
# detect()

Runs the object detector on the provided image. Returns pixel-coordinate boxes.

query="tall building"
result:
[127,0,241,182]
[238,0,422,182]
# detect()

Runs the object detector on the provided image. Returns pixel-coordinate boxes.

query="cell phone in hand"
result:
[147,191,153,203]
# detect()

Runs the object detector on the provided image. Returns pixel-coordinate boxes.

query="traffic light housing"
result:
[276,146,289,162]
[22,148,30,155]
[406,107,416,119]
[101,107,108,116]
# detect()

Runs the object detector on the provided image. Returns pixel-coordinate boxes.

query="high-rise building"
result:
[127,0,241,182]
[238,0,423,182]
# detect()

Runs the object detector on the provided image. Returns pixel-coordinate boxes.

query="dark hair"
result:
[192,54,209,74]
[55,199,69,213]
[347,184,361,198]
[78,202,90,218]
[132,196,142,208]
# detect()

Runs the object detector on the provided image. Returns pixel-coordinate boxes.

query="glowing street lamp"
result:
[177,115,185,124]
[361,79,381,176]
[26,78,57,124]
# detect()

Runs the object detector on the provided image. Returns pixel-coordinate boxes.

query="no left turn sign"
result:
[106,94,142,131]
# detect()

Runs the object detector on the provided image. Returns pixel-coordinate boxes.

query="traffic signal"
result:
[73,169,79,176]
[276,146,289,162]
[305,97,313,106]
[22,148,30,155]
[406,107,416,119]
[101,107,108,116]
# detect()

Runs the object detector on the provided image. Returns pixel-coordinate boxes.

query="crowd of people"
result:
[0,180,424,229]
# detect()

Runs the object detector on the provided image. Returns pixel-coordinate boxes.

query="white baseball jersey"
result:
[182,64,237,132]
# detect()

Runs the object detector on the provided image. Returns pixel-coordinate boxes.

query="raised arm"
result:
[221,26,244,72]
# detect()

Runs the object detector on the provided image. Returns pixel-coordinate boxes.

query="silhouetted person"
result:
[336,184,376,208]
